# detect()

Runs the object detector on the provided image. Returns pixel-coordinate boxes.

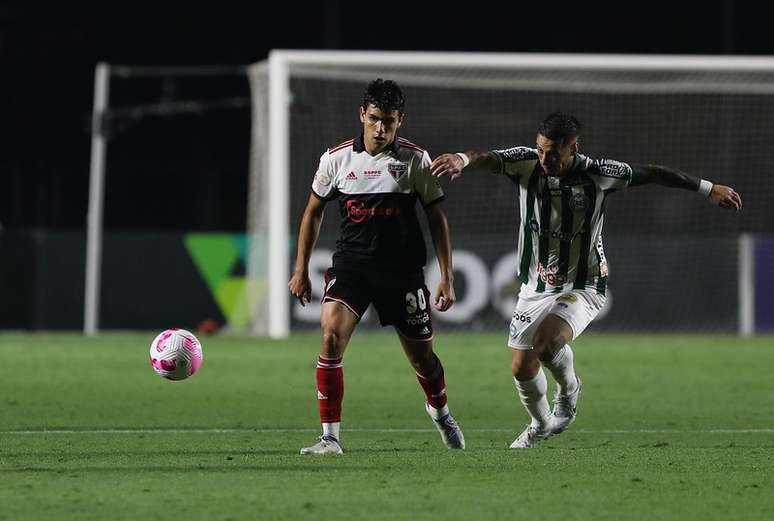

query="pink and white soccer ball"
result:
[149,328,203,381]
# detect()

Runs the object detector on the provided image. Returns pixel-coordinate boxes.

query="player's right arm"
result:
[289,150,337,306]
[288,193,327,306]
[431,146,536,181]
[430,150,500,180]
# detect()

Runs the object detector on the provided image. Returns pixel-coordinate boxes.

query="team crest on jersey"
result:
[570,192,589,211]
[387,162,408,181]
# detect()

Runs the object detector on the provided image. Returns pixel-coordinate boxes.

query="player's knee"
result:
[533,330,568,362]
[416,351,438,376]
[404,343,435,373]
[511,353,540,379]
[320,326,344,358]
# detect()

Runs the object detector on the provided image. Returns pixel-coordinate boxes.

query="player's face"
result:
[360,104,403,155]
[536,133,578,177]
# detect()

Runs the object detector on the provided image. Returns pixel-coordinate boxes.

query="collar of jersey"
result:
[353,133,400,154]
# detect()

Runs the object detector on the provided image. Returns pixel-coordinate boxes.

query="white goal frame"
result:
[255,50,773,338]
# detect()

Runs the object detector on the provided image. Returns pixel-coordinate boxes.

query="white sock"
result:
[543,345,579,396]
[322,422,340,440]
[513,369,552,428]
[426,403,450,420]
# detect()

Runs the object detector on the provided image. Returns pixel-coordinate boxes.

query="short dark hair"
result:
[538,112,581,144]
[362,79,405,114]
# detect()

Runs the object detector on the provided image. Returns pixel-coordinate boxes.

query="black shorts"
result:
[322,266,433,341]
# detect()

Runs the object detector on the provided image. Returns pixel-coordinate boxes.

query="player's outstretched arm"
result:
[424,203,456,312]
[288,193,327,306]
[431,150,500,180]
[630,164,742,210]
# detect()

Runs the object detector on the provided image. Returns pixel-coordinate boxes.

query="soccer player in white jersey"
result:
[289,79,465,454]
[430,112,742,448]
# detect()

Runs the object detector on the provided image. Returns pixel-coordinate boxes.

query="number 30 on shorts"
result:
[405,288,427,314]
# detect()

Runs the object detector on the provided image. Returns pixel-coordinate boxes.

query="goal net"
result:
[247,51,773,337]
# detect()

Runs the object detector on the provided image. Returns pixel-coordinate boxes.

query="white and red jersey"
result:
[311,134,444,272]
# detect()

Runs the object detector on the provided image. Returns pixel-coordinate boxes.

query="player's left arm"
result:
[424,202,456,312]
[630,164,742,210]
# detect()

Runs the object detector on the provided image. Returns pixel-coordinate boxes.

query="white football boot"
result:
[550,376,582,435]
[509,422,553,449]
[426,403,465,449]
[299,434,343,455]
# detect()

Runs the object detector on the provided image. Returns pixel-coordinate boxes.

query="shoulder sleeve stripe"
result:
[328,139,354,154]
[398,137,426,153]
[400,143,425,153]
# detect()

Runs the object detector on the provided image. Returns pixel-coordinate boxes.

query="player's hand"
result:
[709,184,742,211]
[433,279,456,312]
[288,270,312,306]
[431,153,465,180]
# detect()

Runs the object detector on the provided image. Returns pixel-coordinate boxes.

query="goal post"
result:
[84,63,249,335]
[84,62,111,336]
[247,50,774,338]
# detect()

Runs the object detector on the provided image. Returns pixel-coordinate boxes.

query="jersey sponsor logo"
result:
[597,160,631,179]
[364,170,382,179]
[345,171,358,180]
[345,200,400,223]
[497,146,538,162]
[315,171,331,186]
[406,312,430,326]
[387,162,408,181]
[556,293,578,303]
[537,262,567,286]
[530,218,582,241]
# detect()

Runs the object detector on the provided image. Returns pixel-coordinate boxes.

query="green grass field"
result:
[1,332,773,521]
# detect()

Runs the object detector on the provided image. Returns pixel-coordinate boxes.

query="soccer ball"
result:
[149,328,203,381]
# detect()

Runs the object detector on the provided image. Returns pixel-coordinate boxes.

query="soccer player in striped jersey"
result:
[289,79,465,454]
[430,112,742,448]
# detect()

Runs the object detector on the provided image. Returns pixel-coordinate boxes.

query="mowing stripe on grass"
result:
[3,428,774,434]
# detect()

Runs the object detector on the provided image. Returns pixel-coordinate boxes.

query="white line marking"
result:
[2,428,773,435]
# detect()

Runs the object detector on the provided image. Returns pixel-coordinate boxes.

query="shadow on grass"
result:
[1,447,428,458]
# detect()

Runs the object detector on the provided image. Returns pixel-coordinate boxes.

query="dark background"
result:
[2,0,771,232]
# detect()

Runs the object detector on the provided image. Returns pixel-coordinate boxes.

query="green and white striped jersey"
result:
[492,146,632,296]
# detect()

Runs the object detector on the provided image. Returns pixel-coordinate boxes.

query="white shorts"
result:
[507,288,607,350]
